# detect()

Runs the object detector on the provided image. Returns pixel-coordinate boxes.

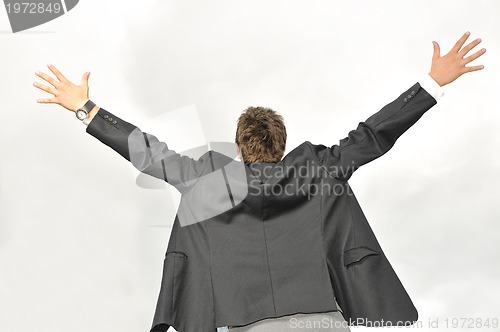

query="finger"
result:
[80,71,90,87]
[47,64,69,83]
[432,41,441,60]
[37,97,58,104]
[35,71,59,87]
[464,65,485,74]
[459,38,482,57]
[451,31,471,54]
[33,81,57,95]
[464,48,487,64]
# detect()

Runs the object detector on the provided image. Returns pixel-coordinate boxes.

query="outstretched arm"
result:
[312,32,486,181]
[33,65,210,194]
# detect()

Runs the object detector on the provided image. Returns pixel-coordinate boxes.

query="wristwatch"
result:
[75,99,96,124]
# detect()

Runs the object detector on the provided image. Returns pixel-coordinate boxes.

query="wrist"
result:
[428,71,445,87]
[87,105,99,121]
[76,100,99,126]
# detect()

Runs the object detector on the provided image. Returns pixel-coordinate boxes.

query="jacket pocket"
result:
[343,246,379,267]
[165,251,188,260]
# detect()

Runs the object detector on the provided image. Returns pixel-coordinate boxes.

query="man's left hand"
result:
[429,31,486,87]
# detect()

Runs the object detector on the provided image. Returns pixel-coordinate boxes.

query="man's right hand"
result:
[34,64,94,114]
[429,31,486,87]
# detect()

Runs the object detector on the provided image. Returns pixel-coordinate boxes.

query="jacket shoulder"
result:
[281,141,317,163]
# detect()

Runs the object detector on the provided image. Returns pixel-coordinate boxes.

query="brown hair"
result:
[235,106,286,163]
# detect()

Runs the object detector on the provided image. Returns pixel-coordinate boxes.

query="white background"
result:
[1,1,499,331]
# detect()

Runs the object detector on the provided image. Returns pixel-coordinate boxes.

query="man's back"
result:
[85,82,435,331]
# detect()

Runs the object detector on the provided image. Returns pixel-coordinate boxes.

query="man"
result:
[34,32,485,332]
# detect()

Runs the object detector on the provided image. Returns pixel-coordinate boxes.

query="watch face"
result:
[76,110,87,120]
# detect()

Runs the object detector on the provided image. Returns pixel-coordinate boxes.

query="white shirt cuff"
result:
[419,74,444,101]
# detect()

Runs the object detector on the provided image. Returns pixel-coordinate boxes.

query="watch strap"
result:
[79,99,96,113]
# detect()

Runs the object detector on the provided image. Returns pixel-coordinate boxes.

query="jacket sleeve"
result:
[309,82,437,181]
[86,107,210,194]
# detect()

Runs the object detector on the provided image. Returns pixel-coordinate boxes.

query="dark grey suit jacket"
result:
[86,82,437,332]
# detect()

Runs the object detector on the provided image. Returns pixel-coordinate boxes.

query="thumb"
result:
[81,71,90,87]
[432,41,440,60]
